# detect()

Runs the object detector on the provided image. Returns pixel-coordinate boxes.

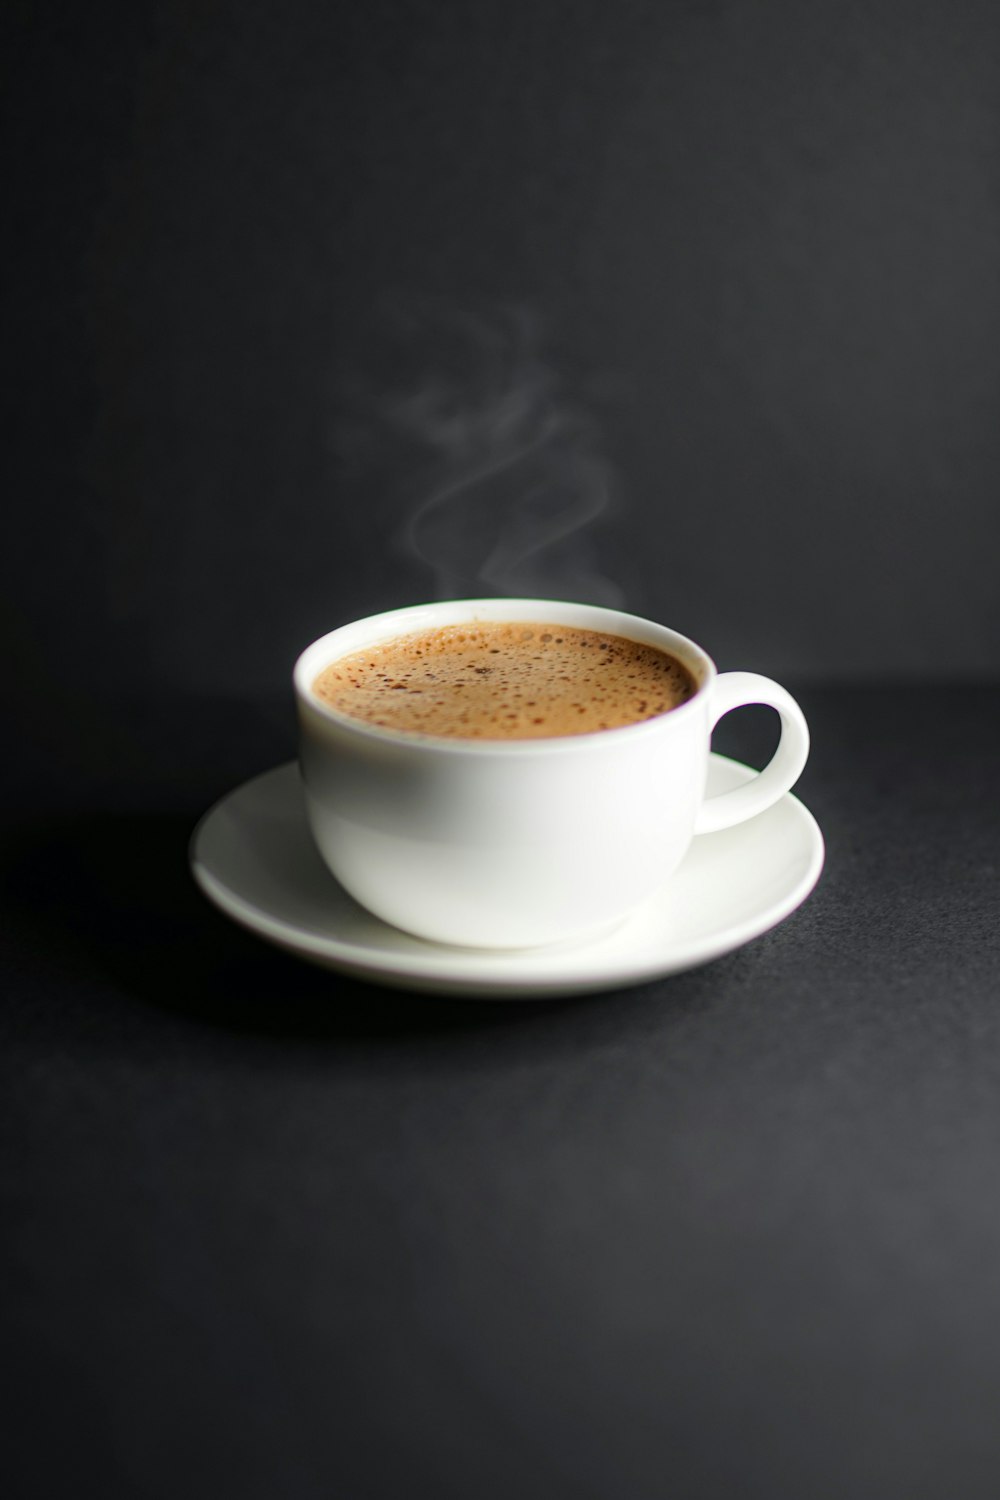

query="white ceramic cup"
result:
[294,599,809,949]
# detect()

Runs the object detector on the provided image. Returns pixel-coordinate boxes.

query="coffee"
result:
[311,621,696,739]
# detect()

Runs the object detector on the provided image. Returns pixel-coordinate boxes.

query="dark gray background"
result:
[6,7,1000,1499]
[6,0,1000,742]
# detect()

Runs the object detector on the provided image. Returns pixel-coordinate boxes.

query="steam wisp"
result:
[336,301,625,605]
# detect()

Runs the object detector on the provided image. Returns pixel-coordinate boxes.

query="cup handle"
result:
[694,672,810,835]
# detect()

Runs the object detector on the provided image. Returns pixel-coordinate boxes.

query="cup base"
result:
[385,908,636,955]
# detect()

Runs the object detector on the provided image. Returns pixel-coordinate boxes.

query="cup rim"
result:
[294,597,717,754]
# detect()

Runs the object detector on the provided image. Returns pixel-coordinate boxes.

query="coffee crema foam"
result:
[311,622,696,739]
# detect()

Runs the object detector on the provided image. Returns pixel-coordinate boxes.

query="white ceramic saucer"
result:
[190,757,824,998]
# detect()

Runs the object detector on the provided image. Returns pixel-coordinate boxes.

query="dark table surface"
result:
[4,683,1000,1500]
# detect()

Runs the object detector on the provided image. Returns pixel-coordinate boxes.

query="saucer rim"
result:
[190,756,825,998]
